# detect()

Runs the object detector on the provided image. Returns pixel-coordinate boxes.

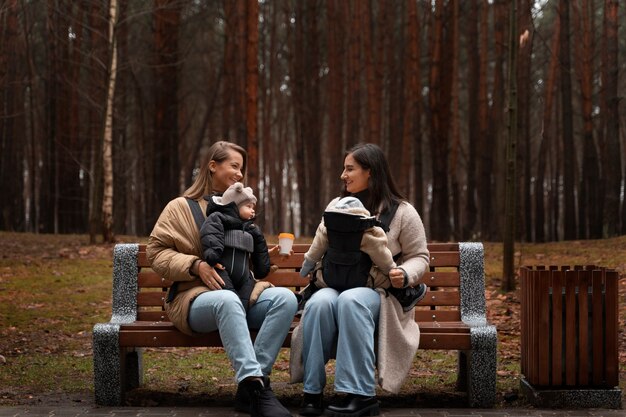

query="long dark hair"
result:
[341,143,405,215]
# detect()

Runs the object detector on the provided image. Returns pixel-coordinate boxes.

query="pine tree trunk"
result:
[602,0,621,236]
[559,0,577,240]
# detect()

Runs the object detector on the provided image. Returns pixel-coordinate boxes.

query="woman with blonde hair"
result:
[148,141,297,417]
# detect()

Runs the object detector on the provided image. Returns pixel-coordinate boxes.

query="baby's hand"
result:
[389,268,405,288]
[269,244,292,263]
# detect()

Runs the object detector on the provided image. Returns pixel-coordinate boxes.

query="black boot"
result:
[235,376,274,413]
[388,283,428,312]
[236,377,292,417]
[325,394,379,416]
[234,380,252,413]
[299,392,323,416]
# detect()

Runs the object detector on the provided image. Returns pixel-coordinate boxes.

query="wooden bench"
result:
[93,242,497,407]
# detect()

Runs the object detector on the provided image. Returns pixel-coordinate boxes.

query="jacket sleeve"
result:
[304,219,329,265]
[199,212,226,266]
[361,226,396,274]
[146,198,201,282]
[393,202,430,286]
[247,224,271,279]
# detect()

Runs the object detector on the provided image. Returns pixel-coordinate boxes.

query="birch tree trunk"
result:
[102,0,118,243]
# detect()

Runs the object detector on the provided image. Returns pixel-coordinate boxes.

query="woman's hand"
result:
[268,244,292,263]
[196,261,225,290]
[389,268,405,288]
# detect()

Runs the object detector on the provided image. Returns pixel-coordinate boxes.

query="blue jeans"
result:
[301,287,380,396]
[188,287,297,383]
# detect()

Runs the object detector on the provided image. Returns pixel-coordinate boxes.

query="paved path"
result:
[0,406,624,417]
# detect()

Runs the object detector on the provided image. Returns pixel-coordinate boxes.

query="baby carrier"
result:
[321,211,382,291]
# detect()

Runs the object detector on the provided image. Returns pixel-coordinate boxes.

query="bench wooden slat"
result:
[265,272,310,287]
[418,322,469,332]
[418,290,460,306]
[119,330,470,350]
[419,333,471,350]
[119,324,470,350]
[414,309,461,322]
[137,291,167,307]
[138,311,168,321]
[422,271,460,287]
[138,271,170,287]
[428,251,460,267]
[268,254,306,268]
[426,242,459,251]
[120,329,224,347]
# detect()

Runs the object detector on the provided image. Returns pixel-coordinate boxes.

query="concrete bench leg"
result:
[93,324,144,405]
[467,325,497,407]
[93,323,123,406]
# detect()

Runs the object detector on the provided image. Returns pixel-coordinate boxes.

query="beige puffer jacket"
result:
[147,196,271,336]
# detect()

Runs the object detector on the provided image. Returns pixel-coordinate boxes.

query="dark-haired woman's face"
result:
[341,153,370,193]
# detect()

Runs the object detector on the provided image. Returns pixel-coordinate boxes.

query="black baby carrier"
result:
[321,211,382,291]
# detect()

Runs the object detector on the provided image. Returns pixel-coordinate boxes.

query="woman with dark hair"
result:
[296,143,430,417]
[148,141,297,417]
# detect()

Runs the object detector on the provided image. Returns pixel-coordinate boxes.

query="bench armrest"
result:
[109,243,140,324]
[459,242,488,327]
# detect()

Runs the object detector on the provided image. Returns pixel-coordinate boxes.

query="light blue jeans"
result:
[188,287,297,383]
[302,287,381,396]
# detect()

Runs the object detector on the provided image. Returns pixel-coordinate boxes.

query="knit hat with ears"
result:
[218,182,257,207]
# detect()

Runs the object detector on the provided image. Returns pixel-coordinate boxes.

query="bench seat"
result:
[93,242,496,407]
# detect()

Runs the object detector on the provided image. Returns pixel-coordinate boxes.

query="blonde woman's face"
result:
[341,153,370,194]
[210,150,244,193]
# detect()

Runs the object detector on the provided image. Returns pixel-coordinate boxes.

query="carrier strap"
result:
[186,197,206,229]
[378,200,399,232]
[168,197,206,304]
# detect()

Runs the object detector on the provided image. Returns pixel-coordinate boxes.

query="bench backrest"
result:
[122,242,485,324]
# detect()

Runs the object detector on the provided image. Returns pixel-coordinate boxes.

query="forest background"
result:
[0,0,625,244]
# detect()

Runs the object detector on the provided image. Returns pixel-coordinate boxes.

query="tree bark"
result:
[573,0,601,238]
[153,0,181,219]
[246,0,259,192]
[477,0,493,239]
[535,15,560,243]
[503,0,518,292]
[559,0,577,240]
[463,0,479,240]
[601,0,621,237]
[101,0,118,243]
[428,0,452,241]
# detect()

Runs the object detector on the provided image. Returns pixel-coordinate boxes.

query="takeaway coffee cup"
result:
[278,233,295,255]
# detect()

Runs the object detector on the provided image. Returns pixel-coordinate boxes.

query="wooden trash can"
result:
[519,265,621,408]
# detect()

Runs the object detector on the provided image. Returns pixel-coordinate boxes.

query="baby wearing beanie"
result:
[199,182,272,309]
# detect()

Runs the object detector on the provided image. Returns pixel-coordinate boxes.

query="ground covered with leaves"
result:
[0,232,624,409]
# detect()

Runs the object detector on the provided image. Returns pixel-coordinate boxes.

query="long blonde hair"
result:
[183,141,247,199]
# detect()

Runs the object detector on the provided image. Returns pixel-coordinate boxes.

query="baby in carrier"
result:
[300,196,427,312]
[199,182,271,309]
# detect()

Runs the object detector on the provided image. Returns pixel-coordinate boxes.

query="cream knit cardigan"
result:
[290,199,430,392]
